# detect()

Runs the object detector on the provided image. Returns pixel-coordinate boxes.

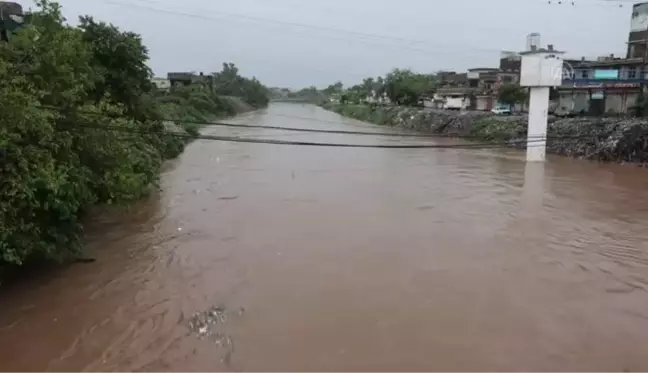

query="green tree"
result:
[78,16,156,122]
[497,84,528,106]
[383,69,436,106]
[0,0,181,267]
[289,85,325,103]
[360,77,375,97]
[212,62,269,108]
[322,81,343,96]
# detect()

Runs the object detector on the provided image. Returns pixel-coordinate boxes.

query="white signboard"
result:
[520,53,564,87]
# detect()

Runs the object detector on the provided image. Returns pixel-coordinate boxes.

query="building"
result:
[495,52,525,111]
[167,72,213,89]
[548,2,648,116]
[627,2,648,59]
[432,87,473,110]
[151,77,171,91]
[497,52,522,85]
[554,2,648,115]
[431,71,469,109]
[468,67,499,110]
[437,71,468,87]
[559,56,644,115]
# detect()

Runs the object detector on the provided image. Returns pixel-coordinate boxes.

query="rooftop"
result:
[436,87,477,96]
[519,44,564,55]
[571,58,643,67]
[468,67,499,72]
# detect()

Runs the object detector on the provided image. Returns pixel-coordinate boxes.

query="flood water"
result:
[2,103,648,371]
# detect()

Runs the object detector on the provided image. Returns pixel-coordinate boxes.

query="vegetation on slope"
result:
[0,1,268,269]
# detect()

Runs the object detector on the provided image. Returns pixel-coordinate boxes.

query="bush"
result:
[0,1,237,268]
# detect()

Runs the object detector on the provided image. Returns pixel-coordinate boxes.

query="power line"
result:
[100,0,509,58]
[40,105,592,141]
[224,112,602,140]
[42,104,610,150]
[72,121,588,150]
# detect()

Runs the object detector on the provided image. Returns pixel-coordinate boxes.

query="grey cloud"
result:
[20,0,630,88]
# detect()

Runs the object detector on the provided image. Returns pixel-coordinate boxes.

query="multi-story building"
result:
[432,71,469,109]
[468,67,499,110]
[496,52,522,85]
[432,68,501,110]
[556,3,648,115]
[558,56,644,115]
[627,2,648,59]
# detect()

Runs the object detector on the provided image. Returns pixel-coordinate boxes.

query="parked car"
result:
[491,106,512,115]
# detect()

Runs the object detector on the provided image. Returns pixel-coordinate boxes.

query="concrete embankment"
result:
[321,102,648,165]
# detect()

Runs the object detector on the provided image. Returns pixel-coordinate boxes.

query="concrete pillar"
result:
[522,161,546,214]
[526,87,550,162]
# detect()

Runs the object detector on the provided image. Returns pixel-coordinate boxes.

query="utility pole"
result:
[519,44,565,162]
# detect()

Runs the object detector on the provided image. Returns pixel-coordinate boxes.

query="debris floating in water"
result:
[188,306,226,338]
[187,304,244,367]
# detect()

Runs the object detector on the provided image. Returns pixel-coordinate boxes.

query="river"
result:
[2,103,648,371]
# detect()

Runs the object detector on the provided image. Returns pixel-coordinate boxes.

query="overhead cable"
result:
[39,105,599,141]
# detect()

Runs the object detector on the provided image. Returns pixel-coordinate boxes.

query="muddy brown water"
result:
[2,103,648,371]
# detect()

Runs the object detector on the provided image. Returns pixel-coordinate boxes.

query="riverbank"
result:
[0,1,271,272]
[321,102,648,164]
[0,98,258,281]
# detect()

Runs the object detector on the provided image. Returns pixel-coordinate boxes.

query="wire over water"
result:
[74,122,597,150]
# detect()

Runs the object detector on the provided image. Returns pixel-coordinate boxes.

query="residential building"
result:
[495,52,525,111]
[431,71,469,109]
[497,52,522,85]
[555,0,648,116]
[548,2,648,116]
[433,87,472,109]
[550,1,648,115]
[433,67,502,110]
[468,67,499,111]
[167,72,213,90]
[559,56,644,115]
[437,71,468,87]
[151,77,171,91]
[626,2,648,59]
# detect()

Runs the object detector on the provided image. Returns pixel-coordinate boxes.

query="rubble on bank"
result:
[321,103,648,165]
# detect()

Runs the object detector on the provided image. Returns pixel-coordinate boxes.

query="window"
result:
[628,68,638,79]
[580,69,590,79]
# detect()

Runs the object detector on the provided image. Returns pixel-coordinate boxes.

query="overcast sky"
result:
[16,0,633,88]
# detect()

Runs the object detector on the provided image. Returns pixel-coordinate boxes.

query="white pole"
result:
[522,161,545,216]
[526,86,550,162]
